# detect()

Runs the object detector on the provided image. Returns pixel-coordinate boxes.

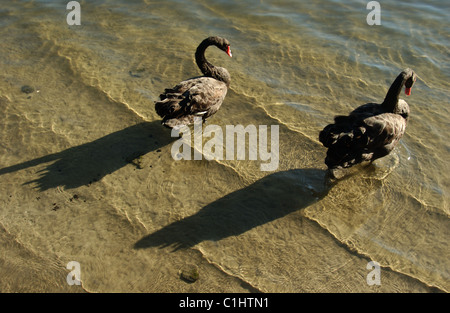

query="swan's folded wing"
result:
[182,78,228,116]
[156,77,227,119]
[363,113,407,148]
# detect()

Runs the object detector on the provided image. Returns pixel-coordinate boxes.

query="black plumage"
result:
[319,68,417,176]
[155,36,232,128]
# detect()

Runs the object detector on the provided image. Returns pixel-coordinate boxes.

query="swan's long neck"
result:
[195,37,231,87]
[195,38,216,77]
[382,71,410,112]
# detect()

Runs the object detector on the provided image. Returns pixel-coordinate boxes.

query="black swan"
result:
[155,36,232,128]
[319,68,417,178]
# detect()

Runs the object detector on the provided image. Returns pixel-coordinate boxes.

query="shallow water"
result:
[0,0,448,292]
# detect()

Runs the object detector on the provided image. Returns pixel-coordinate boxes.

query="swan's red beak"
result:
[405,87,411,96]
[226,46,232,58]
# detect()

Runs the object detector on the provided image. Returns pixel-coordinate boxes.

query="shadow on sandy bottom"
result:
[134,168,331,251]
[0,121,175,191]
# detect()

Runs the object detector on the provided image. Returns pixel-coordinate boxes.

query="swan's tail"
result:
[319,120,369,169]
[154,89,186,118]
[155,89,197,128]
[319,116,353,147]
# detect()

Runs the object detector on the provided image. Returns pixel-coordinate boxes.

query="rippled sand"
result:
[0,1,448,292]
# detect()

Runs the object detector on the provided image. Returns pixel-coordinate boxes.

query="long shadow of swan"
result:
[0,121,175,191]
[134,168,331,251]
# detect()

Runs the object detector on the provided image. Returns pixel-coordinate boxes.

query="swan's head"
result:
[217,38,232,58]
[208,36,232,58]
[403,68,417,96]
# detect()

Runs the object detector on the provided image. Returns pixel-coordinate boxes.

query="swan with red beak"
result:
[319,68,417,181]
[155,36,232,129]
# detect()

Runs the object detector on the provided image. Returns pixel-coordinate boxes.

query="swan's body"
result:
[155,36,232,128]
[319,68,417,174]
